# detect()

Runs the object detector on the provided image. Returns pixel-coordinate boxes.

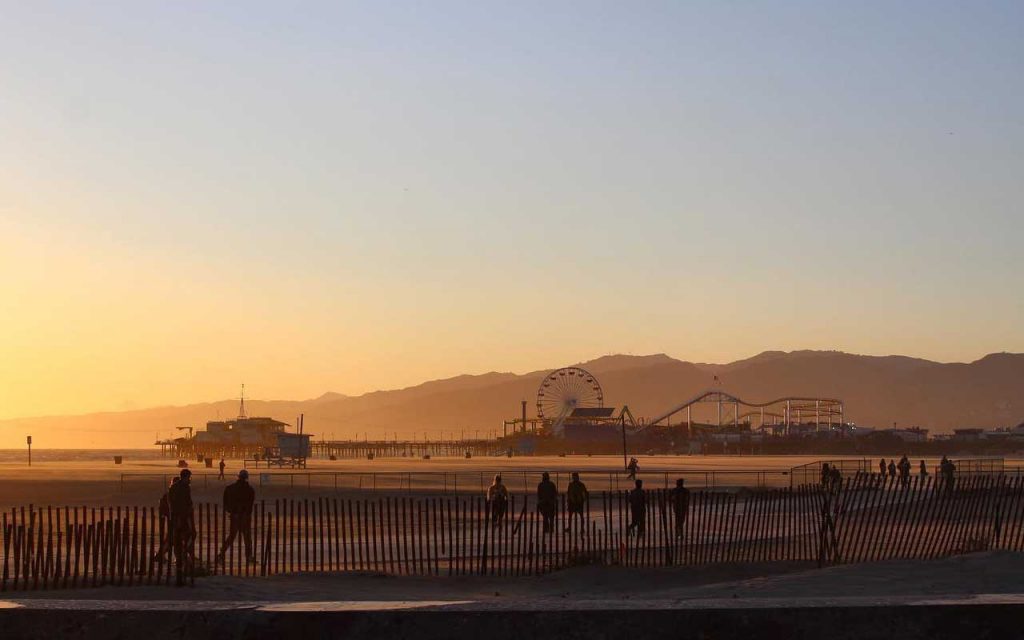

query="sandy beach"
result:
[6,551,1024,603]
[0,453,960,509]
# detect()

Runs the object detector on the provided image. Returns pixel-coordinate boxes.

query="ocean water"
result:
[0,449,163,463]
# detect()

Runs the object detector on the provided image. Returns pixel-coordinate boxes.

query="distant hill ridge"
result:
[1,350,1022,448]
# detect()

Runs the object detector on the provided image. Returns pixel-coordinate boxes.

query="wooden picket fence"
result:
[3,474,1023,591]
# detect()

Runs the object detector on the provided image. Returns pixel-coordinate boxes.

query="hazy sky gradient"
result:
[2,1,1022,418]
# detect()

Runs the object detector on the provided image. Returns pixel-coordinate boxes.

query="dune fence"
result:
[3,474,1024,591]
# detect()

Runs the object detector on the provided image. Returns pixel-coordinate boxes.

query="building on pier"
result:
[158,416,290,460]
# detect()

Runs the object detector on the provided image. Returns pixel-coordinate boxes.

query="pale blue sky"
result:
[1,1,1022,416]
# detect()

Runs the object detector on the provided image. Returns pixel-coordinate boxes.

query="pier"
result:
[311,438,501,459]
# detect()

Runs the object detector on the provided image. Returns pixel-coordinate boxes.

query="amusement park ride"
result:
[646,390,844,434]
[502,366,845,439]
[160,371,848,461]
[502,367,638,438]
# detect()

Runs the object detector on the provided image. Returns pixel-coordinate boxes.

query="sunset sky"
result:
[2,1,1022,420]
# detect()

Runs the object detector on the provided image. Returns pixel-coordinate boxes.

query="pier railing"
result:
[789,458,871,487]
[6,474,1024,591]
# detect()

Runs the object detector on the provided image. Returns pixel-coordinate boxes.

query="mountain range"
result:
[2,350,1022,449]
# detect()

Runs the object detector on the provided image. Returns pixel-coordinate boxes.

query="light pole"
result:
[620,416,627,470]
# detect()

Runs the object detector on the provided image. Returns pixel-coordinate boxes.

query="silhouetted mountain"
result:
[1,351,1022,448]
[308,392,350,403]
[566,354,677,376]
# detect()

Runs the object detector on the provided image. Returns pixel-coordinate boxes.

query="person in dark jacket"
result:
[626,479,647,536]
[565,472,589,533]
[670,478,690,537]
[168,468,195,585]
[537,472,558,534]
[829,465,843,492]
[898,455,911,487]
[940,456,957,492]
[218,458,226,480]
[152,477,179,562]
[487,474,509,527]
[627,457,639,480]
[216,469,256,564]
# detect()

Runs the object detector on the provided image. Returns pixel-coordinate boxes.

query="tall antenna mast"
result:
[238,383,247,420]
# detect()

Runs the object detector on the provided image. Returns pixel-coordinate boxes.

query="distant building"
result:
[890,427,929,443]
[984,424,1024,440]
[564,422,621,444]
[562,407,625,444]
[846,425,875,437]
[952,428,986,441]
[863,427,929,442]
[174,416,290,458]
[788,423,818,437]
[707,430,763,443]
[277,432,312,459]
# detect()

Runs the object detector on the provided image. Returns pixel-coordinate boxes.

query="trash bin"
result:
[204,457,213,468]
[113,456,123,465]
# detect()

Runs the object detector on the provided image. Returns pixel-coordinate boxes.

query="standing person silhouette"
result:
[565,472,589,533]
[626,479,647,537]
[487,474,509,527]
[216,469,256,565]
[168,469,195,586]
[670,478,690,538]
[829,465,843,492]
[152,476,179,562]
[940,457,957,492]
[898,456,911,487]
[218,458,226,480]
[536,472,558,534]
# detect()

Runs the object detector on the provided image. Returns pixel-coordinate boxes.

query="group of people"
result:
[871,456,957,490]
[878,455,915,486]
[939,455,958,490]
[486,470,690,539]
[627,477,691,538]
[826,456,962,492]
[486,471,591,533]
[155,462,256,586]
[877,456,929,487]
[820,463,843,491]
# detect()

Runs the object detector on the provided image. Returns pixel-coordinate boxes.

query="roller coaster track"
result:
[645,389,843,429]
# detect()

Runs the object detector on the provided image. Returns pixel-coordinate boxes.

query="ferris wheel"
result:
[536,367,604,422]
